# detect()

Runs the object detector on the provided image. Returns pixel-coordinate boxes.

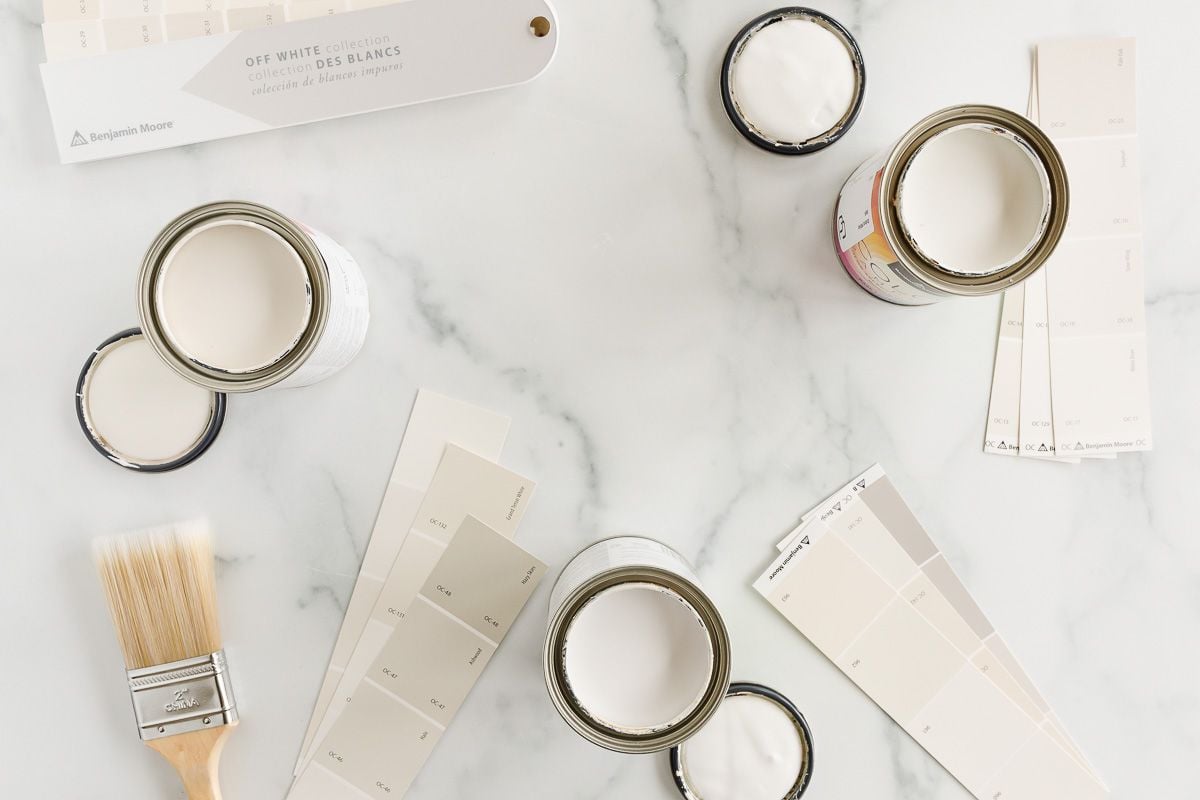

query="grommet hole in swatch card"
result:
[39,0,559,162]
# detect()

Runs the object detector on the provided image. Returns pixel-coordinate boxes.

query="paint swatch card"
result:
[288,516,547,800]
[299,443,534,768]
[756,466,1108,799]
[1038,37,1152,455]
[983,285,1024,456]
[295,390,510,772]
[983,37,1149,461]
[1018,269,1073,460]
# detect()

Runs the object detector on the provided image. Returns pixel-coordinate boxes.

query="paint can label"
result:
[275,223,371,389]
[833,149,945,305]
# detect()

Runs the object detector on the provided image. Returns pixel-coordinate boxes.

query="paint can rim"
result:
[543,537,733,753]
[669,681,815,800]
[137,200,334,393]
[75,327,227,473]
[720,7,867,156]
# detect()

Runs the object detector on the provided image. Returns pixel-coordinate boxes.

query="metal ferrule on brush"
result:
[126,650,238,741]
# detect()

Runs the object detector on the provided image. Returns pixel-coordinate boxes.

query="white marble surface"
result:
[2,0,1197,797]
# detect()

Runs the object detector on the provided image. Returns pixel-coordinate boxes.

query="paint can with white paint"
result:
[669,682,815,800]
[833,105,1069,305]
[138,201,369,392]
[721,7,866,155]
[76,328,226,472]
[543,536,732,753]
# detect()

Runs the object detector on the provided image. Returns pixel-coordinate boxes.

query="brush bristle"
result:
[93,521,222,670]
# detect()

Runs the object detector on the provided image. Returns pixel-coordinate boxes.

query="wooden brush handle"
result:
[146,725,235,800]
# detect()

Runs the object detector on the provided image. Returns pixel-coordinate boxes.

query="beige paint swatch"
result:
[290,516,546,800]
[295,390,510,774]
[300,443,534,769]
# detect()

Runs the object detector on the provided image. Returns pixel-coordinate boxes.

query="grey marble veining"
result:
[2,0,1198,797]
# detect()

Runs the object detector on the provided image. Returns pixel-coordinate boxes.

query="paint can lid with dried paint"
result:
[670,682,814,800]
[76,328,226,472]
[721,8,866,155]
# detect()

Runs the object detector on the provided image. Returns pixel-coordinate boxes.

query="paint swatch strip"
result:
[288,516,547,800]
[297,443,534,771]
[295,389,510,773]
[1038,37,1152,455]
[42,0,398,60]
[987,77,1083,462]
[983,37,1149,461]
[757,466,1108,799]
[776,466,1096,774]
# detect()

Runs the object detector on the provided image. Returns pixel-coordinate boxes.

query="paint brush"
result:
[94,521,238,799]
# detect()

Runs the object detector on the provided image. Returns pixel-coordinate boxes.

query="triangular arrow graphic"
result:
[70,131,88,147]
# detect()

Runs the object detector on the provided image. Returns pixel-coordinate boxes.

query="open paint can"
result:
[543,536,732,753]
[670,682,814,800]
[137,201,370,392]
[76,328,226,472]
[833,104,1069,304]
[721,7,865,155]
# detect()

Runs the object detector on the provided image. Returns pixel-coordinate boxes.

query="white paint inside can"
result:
[82,335,216,464]
[563,582,714,733]
[680,693,806,800]
[898,124,1050,276]
[731,17,857,144]
[155,219,312,373]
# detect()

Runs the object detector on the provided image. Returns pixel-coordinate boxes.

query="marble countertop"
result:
[2,0,1197,797]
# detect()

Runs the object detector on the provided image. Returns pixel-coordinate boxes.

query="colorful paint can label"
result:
[834,149,947,305]
[830,105,1070,306]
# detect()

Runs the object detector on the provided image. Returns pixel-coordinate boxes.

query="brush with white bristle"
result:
[94,521,238,800]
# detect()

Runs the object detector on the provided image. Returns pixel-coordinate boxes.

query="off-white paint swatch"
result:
[756,466,1108,798]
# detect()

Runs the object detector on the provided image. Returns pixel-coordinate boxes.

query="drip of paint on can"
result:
[562,582,714,734]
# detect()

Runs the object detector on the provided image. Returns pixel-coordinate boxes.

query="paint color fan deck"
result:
[759,465,1109,800]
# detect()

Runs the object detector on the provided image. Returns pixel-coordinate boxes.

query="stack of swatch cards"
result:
[289,389,546,800]
[985,37,1152,463]
[756,465,1109,799]
[41,0,394,61]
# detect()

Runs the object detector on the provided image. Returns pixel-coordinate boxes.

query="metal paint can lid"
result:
[721,7,866,155]
[669,682,815,800]
[76,328,226,472]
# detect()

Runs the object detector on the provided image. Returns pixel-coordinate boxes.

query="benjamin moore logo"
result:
[68,121,176,148]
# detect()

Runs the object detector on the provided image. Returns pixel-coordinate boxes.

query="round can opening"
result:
[562,582,715,735]
[154,218,313,375]
[76,328,226,472]
[721,7,865,155]
[670,683,814,800]
[896,122,1052,276]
